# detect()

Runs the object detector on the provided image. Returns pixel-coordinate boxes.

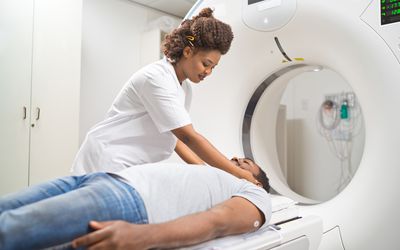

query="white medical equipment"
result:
[186,0,400,249]
[317,92,363,192]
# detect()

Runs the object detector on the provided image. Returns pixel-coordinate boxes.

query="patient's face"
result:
[230,157,260,177]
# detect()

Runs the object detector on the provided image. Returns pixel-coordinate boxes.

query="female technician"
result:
[72,8,258,184]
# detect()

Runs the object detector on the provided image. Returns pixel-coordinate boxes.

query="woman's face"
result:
[177,47,222,83]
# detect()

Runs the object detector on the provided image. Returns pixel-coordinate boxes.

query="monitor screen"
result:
[381,0,400,25]
[248,0,265,5]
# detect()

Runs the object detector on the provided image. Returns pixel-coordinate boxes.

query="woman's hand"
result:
[237,168,261,186]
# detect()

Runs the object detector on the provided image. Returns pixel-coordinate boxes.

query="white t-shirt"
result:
[113,163,272,228]
[72,58,192,174]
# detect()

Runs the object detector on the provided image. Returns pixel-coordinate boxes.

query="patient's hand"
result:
[72,220,151,250]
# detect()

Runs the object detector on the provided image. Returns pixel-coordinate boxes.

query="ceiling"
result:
[130,0,196,18]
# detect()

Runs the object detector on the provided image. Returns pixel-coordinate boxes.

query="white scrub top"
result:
[72,57,192,174]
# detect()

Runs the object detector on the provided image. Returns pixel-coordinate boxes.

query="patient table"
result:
[180,195,323,250]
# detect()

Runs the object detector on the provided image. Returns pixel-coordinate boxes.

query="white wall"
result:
[79,0,181,142]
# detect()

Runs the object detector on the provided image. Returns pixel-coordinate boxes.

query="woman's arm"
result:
[175,139,205,164]
[172,124,258,183]
[72,197,264,250]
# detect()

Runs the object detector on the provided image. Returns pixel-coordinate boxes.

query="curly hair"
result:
[162,7,234,63]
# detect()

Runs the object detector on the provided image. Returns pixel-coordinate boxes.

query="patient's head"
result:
[230,157,270,193]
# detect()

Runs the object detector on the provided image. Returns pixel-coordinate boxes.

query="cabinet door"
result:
[29,0,82,185]
[0,0,33,195]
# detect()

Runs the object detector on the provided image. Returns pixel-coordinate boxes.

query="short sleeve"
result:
[138,74,192,133]
[233,182,272,228]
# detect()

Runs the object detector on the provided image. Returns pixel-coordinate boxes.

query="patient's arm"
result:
[175,139,205,165]
[72,196,264,250]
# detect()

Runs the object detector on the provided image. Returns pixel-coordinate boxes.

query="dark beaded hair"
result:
[162,7,234,64]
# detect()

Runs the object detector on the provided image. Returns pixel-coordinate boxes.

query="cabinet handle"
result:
[36,107,41,120]
[23,106,27,120]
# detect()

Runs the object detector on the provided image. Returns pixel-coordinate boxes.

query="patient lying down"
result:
[0,158,271,250]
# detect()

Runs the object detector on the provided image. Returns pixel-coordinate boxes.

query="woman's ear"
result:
[182,46,193,58]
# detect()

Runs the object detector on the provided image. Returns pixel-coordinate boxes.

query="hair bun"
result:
[195,7,214,19]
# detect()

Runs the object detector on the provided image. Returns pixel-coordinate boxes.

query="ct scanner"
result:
[184,0,400,249]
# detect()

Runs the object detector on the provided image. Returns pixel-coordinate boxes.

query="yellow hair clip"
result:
[186,35,195,47]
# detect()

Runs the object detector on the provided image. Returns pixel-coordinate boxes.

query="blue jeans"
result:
[0,172,148,250]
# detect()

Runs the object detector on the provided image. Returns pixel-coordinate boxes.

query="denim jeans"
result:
[0,172,148,250]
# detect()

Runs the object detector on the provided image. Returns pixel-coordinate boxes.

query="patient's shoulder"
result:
[235,182,272,226]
